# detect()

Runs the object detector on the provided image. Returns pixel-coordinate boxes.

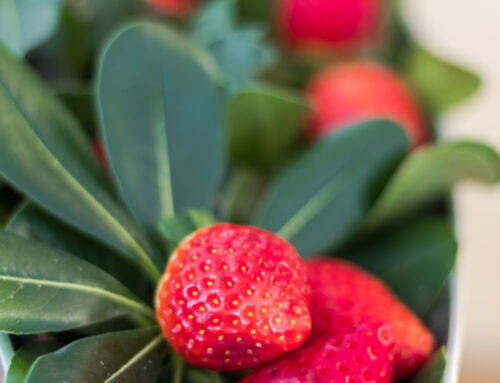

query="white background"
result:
[404,0,500,381]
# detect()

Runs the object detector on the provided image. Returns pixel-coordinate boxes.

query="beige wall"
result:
[404,1,500,382]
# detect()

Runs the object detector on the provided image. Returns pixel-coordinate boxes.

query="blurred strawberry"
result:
[92,139,109,170]
[240,319,394,383]
[276,0,382,52]
[156,223,311,371]
[146,0,197,16]
[307,60,429,147]
[307,257,435,379]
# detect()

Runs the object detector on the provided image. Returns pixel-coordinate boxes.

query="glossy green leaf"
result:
[0,46,161,281]
[365,141,500,229]
[208,27,275,93]
[342,218,457,316]
[6,341,59,383]
[158,209,217,248]
[0,0,62,56]
[227,84,311,169]
[403,45,481,114]
[25,329,166,383]
[254,120,409,256]
[96,21,225,236]
[0,333,13,379]
[192,0,236,46]
[410,347,447,383]
[0,231,155,334]
[7,203,150,299]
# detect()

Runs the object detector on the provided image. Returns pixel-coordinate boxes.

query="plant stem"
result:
[130,314,157,328]
[172,352,185,383]
[210,371,224,383]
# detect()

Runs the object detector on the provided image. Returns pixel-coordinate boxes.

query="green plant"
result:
[0,0,499,382]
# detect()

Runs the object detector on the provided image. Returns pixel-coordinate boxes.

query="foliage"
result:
[0,0,495,382]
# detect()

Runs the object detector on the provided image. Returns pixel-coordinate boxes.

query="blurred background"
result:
[404,0,500,381]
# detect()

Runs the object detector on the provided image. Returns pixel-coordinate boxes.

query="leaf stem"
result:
[172,352,185,383]
[104,333,165,382]
[210,371,224,383]
[0,275,156,321]
[130,314,157,328]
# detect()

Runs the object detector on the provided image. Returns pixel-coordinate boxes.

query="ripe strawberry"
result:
[240,319,394,383]
[276,0,382,52]
[155,223,311,371]
[307,61,428,147]
[146,0,197,16]
[307,257,435,379]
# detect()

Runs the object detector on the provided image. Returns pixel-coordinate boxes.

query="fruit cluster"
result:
[156,224,434,382]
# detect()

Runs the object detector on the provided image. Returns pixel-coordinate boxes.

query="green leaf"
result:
[403,45,481,114]
[0,0,62,56]
[365,141,500,229]
[7,203,150,299]
[0,333,13,378]
[58,86,95,137]
[187,209,218,229]
[0,231,155,334]
[237,0,271,24]
[410,347,447,383]
[158,209,217,247]
[191,0,236,46]
[25,329,166,383]
[209,27,275,93]
[227,84,311,169]
[341,218,457,316]
[0,46,161,281]
[0,184,20,227]
[96,21,225,236]
[6,341,59,383]
[222,168,269,224]
[184,368,213,383]
[254,120,409,256]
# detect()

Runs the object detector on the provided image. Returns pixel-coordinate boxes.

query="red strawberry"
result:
[276,0,382,52]
[307,61,428,147]
[307,257,435,379]
[92,139,108,170]
[146,0,197,16]
[155,223,311,371]
[240,319,394,383]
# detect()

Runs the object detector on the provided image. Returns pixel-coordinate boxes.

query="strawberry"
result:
[276,0,382,52]
[240,319,394,383]
[307,257,435,379]
[146,0,197,16]
[92,139,108,170]
[307,61,428,147]
[155,223,311,371]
